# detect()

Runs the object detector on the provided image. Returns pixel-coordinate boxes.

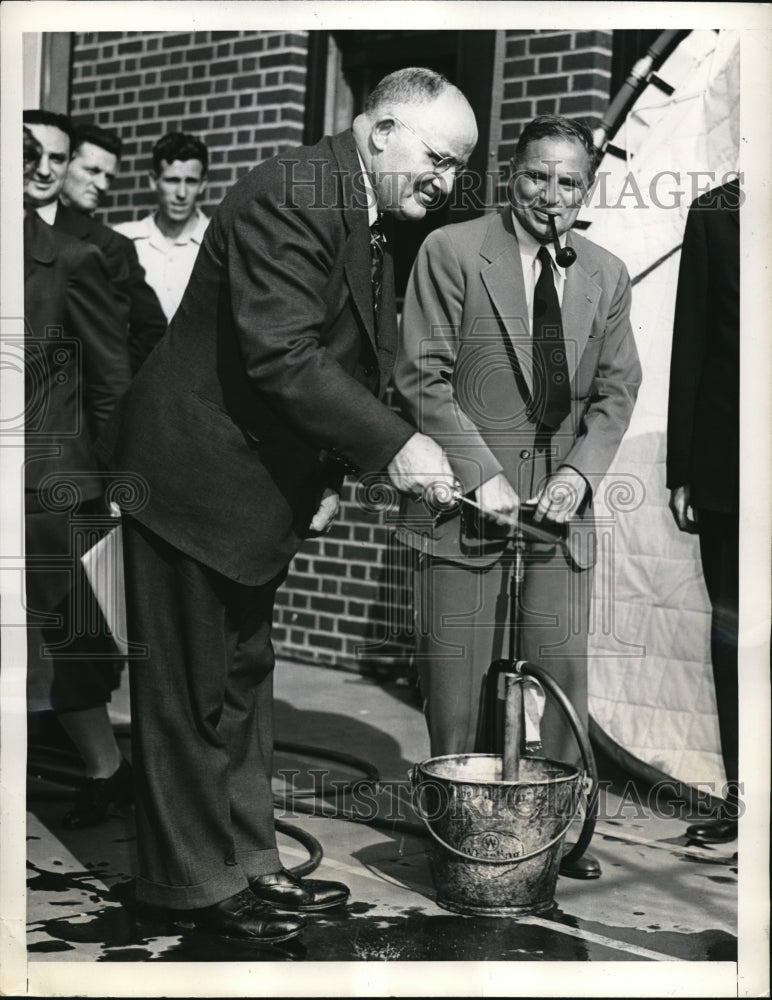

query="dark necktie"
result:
[531,245,570,432]
[370,216,386,319]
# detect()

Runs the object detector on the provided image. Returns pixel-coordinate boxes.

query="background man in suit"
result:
[667,179,740,846]
[98,68,477,945]
[115,132,210,324]
[23,125,133,829]
[394,116,642,878]
[23,111,167,373]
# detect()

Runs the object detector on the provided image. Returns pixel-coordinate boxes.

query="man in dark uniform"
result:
[23,124,133,828]
[667,178,741,846]
[24,111,168,372]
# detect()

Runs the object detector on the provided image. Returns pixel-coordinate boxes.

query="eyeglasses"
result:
[391,114,465,176]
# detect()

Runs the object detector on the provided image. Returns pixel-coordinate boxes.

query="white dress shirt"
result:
[356,149,380,227]
[35,201,58,225]
[114,209,209,323]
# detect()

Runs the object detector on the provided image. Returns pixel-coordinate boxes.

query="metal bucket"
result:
[411,753,582,916]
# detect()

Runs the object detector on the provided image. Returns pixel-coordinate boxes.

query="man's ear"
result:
[370,117,396,153]
[147,171,160,194]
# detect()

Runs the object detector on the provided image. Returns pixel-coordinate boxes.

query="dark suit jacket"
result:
[98,130,414,585]
[394,209,642,569]
[24,210,131,504]
[54,202,168,373]
[666,180,740,513]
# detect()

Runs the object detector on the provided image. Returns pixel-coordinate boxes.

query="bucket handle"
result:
[409,766,587,866]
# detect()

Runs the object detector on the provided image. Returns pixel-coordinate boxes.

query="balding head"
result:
[353,67,477,222]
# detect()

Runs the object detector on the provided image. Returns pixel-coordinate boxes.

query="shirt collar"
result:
[511,210,567,280]
[148,208,208,247]
[36,200,58,225]
[356,150,380,228]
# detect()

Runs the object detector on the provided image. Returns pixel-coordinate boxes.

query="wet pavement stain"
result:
[282,912,596,961]
[564,914,737,962]
[145,932,308,963]
[25,898,738,964]
[97,948,155,961]
[28,939,76,953]
[27,860,115,898]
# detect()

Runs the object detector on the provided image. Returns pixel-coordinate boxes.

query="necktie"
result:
[531,245,570,432]
[370,216,386,319]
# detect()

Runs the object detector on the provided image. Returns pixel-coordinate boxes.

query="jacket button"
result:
[520,449,531,460]
[363,365,375,378]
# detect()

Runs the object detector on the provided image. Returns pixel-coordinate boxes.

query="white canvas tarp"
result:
[580,29,740,793]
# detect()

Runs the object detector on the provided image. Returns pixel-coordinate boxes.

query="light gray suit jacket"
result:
[393,209,642,570]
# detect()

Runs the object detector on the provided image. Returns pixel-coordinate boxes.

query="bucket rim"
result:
[416,752,581,787]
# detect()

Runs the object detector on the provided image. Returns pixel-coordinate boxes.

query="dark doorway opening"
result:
[305,30,496,302]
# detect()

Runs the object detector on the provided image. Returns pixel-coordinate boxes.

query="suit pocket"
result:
[191,389,264,445]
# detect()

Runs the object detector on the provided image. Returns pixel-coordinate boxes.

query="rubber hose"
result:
[27,741,329,878]
[517,661,599,864]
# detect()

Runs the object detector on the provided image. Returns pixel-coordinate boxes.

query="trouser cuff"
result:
[241,847,282,879]
[136,867,248,910]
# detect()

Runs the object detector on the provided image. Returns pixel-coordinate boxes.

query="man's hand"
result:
[386,432,456,501]
[308,488,340,535]
[531,467,588,525]
[669,485,698,533]
[474,473,520,527]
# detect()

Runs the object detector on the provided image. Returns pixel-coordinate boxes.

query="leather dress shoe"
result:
[62,758,133,829]
[180,888,305,943]
[249,868,350,912]
[560,845,602,880]
[685,819,738,845]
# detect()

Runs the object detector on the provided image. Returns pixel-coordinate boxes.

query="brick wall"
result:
[64,28,614,677]
[70,30,309,225]
[494,29,613,202]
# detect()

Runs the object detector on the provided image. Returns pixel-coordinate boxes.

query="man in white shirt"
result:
[115,132,210,323]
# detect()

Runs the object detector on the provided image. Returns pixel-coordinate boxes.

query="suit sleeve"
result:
[66,244,132,441]
[393,229,504,494]
[560,259,642,486]
[666,203,707,489]
[117,237,168,374]
[225,173,414,473]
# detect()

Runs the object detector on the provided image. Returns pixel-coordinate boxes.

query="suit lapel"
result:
[53,201,90,241]
[481,217,602,390]
[480,212,534,394]
[24,212,56,278]
[331,132,378,353]
[562,234,602,382]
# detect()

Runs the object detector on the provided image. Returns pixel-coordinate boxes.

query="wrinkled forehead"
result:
[403,91,477,155]
[74,142,119,171]
[516,136,592,180]
[26,122,70,156]
[156,157,206,180]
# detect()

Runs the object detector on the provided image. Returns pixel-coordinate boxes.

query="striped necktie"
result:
[370,216,386,318]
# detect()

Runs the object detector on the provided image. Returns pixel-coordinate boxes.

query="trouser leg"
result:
[698,510,739,816]
[415,555,512,757]
[220,575,286,878]
[122,517,282,908]
[414,542,591,764]
[517,540,592,766]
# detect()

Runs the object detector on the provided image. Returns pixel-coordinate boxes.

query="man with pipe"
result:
[394,115,642,879]
[97,68,477,944]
